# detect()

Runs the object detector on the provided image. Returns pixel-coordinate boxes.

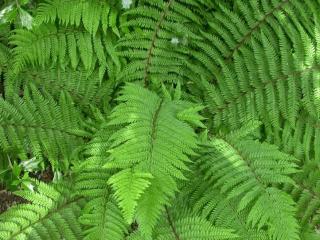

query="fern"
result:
[117,0,209,86]
[5,67,115,110]
[75,168,128,240]
[102,83,202,236]
[195,122,300,240]
[0,181,85,240]
[35,0,121,35]
[0,85,85,169]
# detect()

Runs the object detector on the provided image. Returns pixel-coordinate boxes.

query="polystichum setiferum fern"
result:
[0,0,319,240]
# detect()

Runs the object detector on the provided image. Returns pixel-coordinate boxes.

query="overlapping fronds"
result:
[196,122,299,240]
[192,0,320,133]
[0,181,85,240]
[189,184,270,240]
[9,24,120,77]
[0,85,85,169]
[117,0,211,85]
[104,83,202,236]
[35,0,121,35]
[0,0,319,239]
[127,211,237,240]
[75,168,128,240]
[5,67,115,109]
[284,162,320,229]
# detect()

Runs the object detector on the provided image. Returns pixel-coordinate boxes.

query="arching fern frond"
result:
[9,24,120,77]
[35,0,121,35]
[197,124,299,240]
[0,85,85,169]
[104,83,202,237]
[117,0,209,86]
[5,67,116,110]
[0,181,85,240]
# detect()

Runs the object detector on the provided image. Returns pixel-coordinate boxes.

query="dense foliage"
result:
[0,0,320,239]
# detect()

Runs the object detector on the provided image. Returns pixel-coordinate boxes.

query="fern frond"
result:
[104,83,202,236]
[284,161,320,229]
[188,183,269,240]
[9,25,120,77]
[0,181,85,240]
[197,125,299,240]
[127,216,237,240]
[0,85,85,169]
[76,168,128,240]
[108,169,153,224]
[117,0,208,86]
[192,0,320,134]
[0,42,9,73]
[35,0,121,35]
[5,67,115,109]
[150,209,238,240]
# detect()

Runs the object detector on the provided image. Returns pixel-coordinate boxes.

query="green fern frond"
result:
[152,209,238,240]
[104,83,202,236]
[127,216,237,240]
[108,169,153,224]
[192,0,320,133]
[117,0,209,86]
[187,182,269,240]
[0,42,9,73]
[0,181,85,240]
[76,168,128,240]
[0,85,85,169]
[35,0,121,35]
[9,25,120,77]
[197,127,299,240]
[284,162,320,229]
[5,67,115,109]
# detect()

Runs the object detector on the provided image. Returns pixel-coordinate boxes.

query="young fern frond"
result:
[0,85,85,169]
[0,181,85,240]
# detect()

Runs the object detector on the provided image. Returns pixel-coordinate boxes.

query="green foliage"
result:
[0,181,85,240]
[0,85,85,169]
[75,168,128,240]
[0,0,320,240]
